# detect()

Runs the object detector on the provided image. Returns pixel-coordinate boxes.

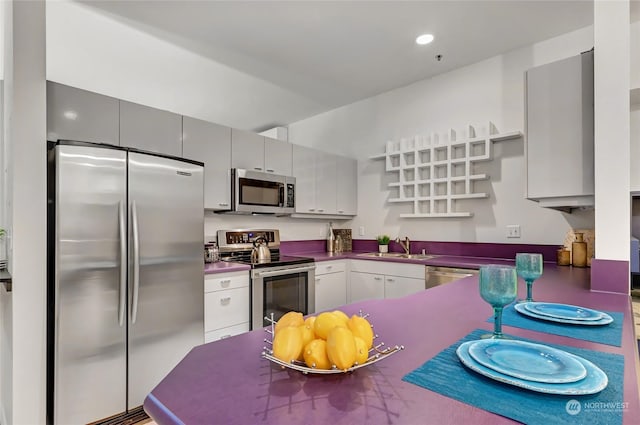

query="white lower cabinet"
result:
[349,260,425,302]
[349,272,385,303]
[384,276,425,299]
[204,271,250,343]
[314,260,347,313]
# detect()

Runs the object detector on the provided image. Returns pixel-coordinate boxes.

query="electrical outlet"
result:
[506,225,521,238]
[359,226,365,236]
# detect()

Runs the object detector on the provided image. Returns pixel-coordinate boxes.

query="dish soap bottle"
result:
[326,222,335,253]
[572,232,587,267]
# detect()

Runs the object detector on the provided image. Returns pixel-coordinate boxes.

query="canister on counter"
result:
[556,248,571,266]
[572,233,588,267]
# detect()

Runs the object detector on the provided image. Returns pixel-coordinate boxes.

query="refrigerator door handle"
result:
[131,200,140,325]
[118,201,126,327]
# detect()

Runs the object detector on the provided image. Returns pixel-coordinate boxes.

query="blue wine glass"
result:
[516,253,544,303]
[479,265,517,339]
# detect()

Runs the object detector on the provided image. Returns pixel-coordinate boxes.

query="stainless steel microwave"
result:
[230,168,295,215]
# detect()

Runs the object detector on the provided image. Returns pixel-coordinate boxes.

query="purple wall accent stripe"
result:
[281,239,561,261]
[280,240,327,254]
[590,259,630,294]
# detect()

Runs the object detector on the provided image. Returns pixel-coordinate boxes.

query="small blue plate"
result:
[468,339,587,383]
[525,302,604,321]
[457,341,608,395]
[515,303,614,326]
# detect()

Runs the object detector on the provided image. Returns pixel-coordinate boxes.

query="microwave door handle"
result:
[279,185,285,207]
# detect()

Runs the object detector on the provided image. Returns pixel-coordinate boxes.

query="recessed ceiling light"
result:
[63,111,78,120]
[416,34,434,45]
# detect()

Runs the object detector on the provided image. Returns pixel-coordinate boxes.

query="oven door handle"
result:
[254,265,316,278]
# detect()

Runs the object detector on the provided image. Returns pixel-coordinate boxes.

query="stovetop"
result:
[215,229,314,268]
[221,252,314,269]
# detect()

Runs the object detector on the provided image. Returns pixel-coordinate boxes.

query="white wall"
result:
[45,1,639,247]
[2,2,48,424]
[288,26,602,245]
[593,1,630,262]
[46,0,321,132]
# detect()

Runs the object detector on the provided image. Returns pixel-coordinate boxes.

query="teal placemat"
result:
[487,304,623,347]
[402,329,624,425]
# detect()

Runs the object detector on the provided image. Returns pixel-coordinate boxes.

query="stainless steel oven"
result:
[251,263,315,329]
[217,229,315,329]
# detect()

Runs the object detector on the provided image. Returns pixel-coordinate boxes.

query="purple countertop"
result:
[145,265,640,424]
[299,250,517,268]
[203,251,515,275]
[204,261,250,274]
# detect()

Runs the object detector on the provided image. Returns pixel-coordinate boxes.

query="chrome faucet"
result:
[396,236,410,254]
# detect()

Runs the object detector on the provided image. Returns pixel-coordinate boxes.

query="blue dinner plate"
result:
[468,339,587,383]
[514,303,614,326]
[456,341,608,395]
[524,302,604,321]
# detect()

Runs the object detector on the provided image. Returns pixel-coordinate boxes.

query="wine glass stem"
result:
[526,280,533,302]
[493,307,504,338]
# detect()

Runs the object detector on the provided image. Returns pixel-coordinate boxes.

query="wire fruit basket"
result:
[261,311,404,374]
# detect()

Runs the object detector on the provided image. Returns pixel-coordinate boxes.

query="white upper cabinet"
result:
[231,128,265,172]
[292,144,317,213]
[525,50,594,210]
[336,155,357,216]
[264,136,292,175]
[292,145,357,216]
[47,81,119,145]
[315,150,337,215]
[232,130,292,175]
[183,117,232,210]
[119,101,183,157]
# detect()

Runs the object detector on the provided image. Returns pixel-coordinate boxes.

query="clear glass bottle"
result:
[326,222,335,253]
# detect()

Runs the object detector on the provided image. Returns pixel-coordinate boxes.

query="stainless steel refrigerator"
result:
[47,141,204,424]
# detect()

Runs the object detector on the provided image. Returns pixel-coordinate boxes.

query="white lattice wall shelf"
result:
[370,122,522,218]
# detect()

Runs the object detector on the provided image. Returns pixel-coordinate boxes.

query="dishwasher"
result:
[425,266,478,289]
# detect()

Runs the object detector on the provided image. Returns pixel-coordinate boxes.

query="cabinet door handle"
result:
[326,266,332,270]
[220,334,231,339]
[266,169,275,173]
[219,279,231,287]
[218,202,229,207]
[315,278,321,282]
[318,209,324,212]
[220,297,231,305]
[308,208,315,212]
[338,210,344,214]
[374,276,383,281]
[254,167,263,171]
[387,278,395,282]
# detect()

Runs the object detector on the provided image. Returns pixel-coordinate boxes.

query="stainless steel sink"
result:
[356,252,437,260]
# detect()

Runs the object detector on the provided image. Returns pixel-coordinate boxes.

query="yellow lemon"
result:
[303,339,331,369]
[272,326,303,363]
[326,326,357,371]
[274,311,304,334]
[297,324,315,360]
[332,310,350,326]
[354,336,369,365]
[347,315,374,350]
[314,312,342,340]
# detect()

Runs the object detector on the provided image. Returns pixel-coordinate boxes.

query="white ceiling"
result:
[75,1,632,131]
